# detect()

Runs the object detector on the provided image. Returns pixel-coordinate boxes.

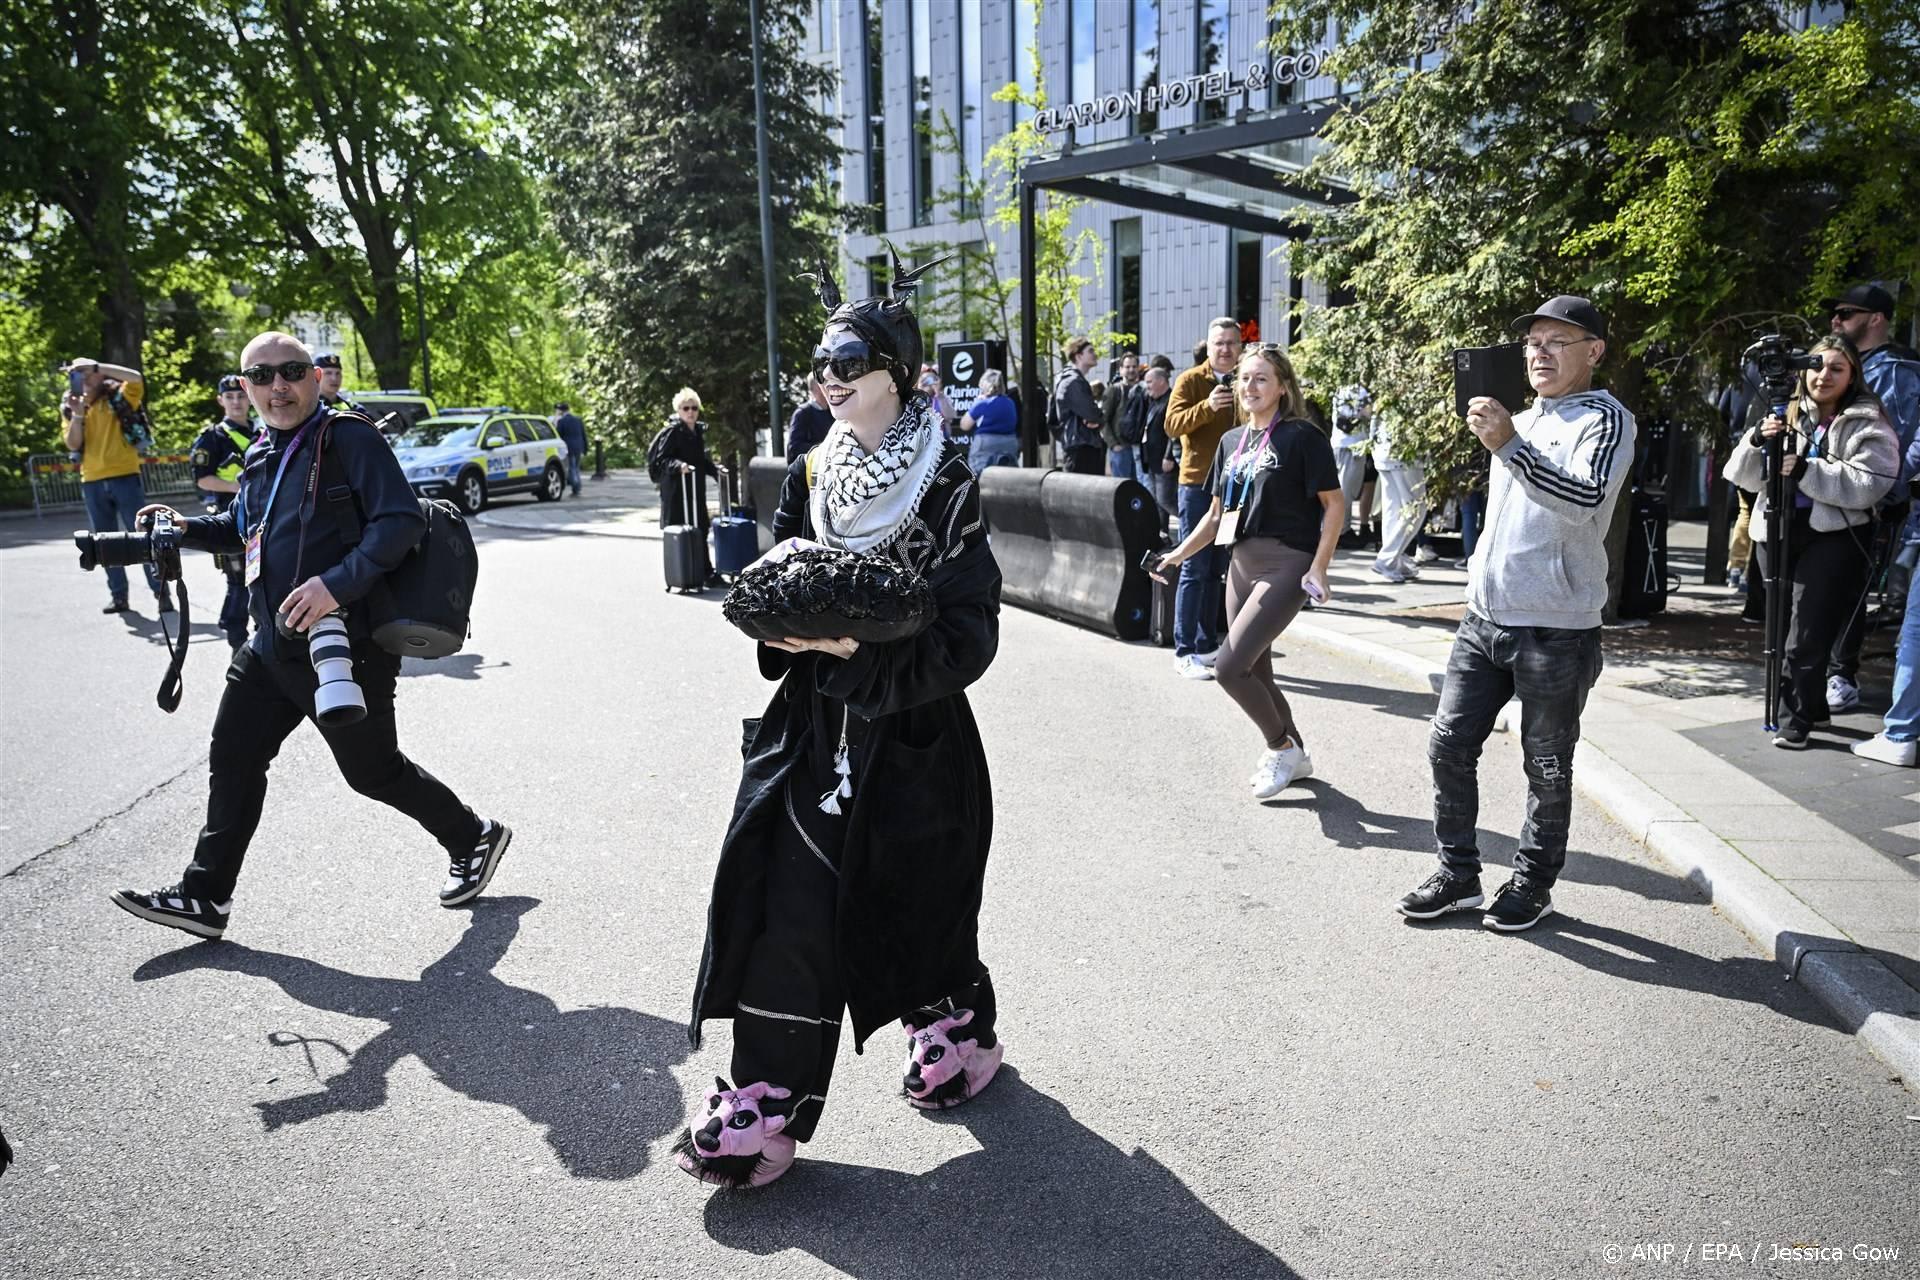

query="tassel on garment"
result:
[820,708,854,815]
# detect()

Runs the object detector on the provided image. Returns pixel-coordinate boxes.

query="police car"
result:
[392,411,569,514]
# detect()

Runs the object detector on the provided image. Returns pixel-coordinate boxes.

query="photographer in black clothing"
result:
[108,332,510,942]
[190,374,256,650]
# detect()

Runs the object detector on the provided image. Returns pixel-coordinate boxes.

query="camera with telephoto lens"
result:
[1742,334,1823,407]
[73,509,184,581]
[275,608,366,727]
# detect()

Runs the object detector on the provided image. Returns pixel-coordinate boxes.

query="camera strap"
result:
[156,576,189,714]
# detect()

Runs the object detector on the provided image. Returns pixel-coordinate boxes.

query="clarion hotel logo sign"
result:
[1031,50,1332,136]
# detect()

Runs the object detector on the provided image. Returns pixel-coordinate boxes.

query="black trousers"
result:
[1828,502,1906,682]
[1062,444,1105,475]
[1756,515,1873,734]
[730,772,995,1143]
[181,643,480,902]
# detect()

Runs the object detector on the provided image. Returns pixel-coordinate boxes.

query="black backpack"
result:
[317,413,478,658]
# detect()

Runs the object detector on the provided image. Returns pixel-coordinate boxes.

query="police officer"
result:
[109,331,512,942]
[315,350,355,409]
[191,374,257,650]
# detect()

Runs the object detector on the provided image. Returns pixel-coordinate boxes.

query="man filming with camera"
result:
[1397,296,1635,933]
[108,331,510,941]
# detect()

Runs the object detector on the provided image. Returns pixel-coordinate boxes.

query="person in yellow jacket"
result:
[1162,317,1247,679]
[61,358,166,614]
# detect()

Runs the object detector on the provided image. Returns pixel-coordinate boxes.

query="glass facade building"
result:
[824,0,1344,375]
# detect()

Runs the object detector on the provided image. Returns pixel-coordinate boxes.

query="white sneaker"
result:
[1826,675,1861,714]
[1175,654,1216,681]
[1251,741,1312,799]
[1414,544,1441,564]
[1371,560,1413,584]
[1192,646,1222,668]
[1852,734,1918,767]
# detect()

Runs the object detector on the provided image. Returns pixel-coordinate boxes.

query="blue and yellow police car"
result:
[392,410,569,514]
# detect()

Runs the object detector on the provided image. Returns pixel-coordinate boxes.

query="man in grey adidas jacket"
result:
[1398,295,1636,933]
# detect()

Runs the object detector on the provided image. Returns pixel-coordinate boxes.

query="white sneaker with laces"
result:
[1826,675,1861,714]
[1192,646,1222,669]
[1852,734,1917,767]
[1176,655,1216,681]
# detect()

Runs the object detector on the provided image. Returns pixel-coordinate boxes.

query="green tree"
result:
[215,0,564,391]
[1275,0,1919,498]
[543,0,843,460]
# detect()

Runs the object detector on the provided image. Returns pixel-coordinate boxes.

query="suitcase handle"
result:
[681,461,697,523]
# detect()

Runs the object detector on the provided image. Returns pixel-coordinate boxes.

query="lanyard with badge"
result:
[237,421,315,587]
[1215,418,1279,548]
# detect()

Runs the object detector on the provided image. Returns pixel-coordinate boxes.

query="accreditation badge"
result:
[1214,505,1240,548]
[244,530,262,585]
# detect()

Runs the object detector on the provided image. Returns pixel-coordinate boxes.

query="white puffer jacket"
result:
[1724,398,1899,533]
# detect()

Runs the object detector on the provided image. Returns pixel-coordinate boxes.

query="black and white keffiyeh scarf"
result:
[809,394,944,554]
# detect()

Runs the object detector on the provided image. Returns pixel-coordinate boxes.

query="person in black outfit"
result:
[554,402,589,496]
[785,374,835,458]
[189,373,258,650]
[108,331,511,942]
[679,255,1006,1191]
[1051,337,1105,474]
[647,387,717,527]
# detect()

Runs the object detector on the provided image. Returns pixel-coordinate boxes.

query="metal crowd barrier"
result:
[29,454,201,518]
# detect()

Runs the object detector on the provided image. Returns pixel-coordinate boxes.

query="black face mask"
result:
[811,337,896,387]
[804,248,949,400]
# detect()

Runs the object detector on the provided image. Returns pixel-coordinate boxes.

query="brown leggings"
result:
[1216,537,1316,749]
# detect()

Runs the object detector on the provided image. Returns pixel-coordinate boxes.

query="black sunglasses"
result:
[240,360,314,386]
[811,341,894,385]
[1830,307,1870,321]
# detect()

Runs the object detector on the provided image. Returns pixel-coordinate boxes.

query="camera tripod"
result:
[1759,412,1797,734]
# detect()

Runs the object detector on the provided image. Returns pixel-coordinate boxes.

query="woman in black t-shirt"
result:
[1150,345,1346,798]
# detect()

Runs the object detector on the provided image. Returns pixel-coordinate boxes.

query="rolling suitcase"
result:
[1149,569,1175,647]
[663,467,709,593]
[710,464,757,583]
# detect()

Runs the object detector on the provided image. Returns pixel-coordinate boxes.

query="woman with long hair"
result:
[1151,344,1346,797]
[678,254,1006,1190]
[1724,334,1900,748]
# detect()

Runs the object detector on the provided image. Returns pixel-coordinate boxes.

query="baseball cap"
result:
[217,373,246,392]
[1510,295,1607,341]
[313,351,343,369]
[1819,284,1895,317]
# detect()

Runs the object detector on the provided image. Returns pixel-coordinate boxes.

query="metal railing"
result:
[29,454,203,518]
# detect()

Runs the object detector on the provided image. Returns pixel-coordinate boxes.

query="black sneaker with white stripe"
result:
[1483,877,1554,932]
[109,884,230,939]
[440,819,512,907]
[1396,869,1484,920]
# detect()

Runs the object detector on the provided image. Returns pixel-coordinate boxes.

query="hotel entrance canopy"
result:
[1015,102,1351,462]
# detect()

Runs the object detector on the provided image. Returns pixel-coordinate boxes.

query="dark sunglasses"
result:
[811,341,893,385]
[240,360,314,386]
[1830,307,1870,321]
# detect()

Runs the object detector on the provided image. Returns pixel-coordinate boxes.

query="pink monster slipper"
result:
[673,1077,797,1188]
[901,1009,1005,1110]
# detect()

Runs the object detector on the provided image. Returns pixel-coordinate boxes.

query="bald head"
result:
[239,330,321,430]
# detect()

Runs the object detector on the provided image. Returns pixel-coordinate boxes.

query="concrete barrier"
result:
[746,455,790,552]
[979,467,1163,641]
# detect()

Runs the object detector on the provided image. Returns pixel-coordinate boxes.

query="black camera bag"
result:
[316,413,478,658]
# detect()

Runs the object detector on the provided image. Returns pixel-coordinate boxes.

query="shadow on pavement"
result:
[130,896,686,1180]
[116,608,227,649]
[1517,916,1894,1033]
[399,652,513,681]
[1271,672,1435,724]
[701,1068,1301,1279]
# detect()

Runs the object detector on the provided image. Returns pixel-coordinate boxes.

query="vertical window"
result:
[1070,0,1095,107]
[1230,230,1263,344]
[1198,0,1229,122]
[1013,0,1038,107]
[1266,9,1291,109]
[1132,0,1158,134]
[911,0,933,226]
[960,0,983,213]
[864,0,886,227]
[867,254,888,300]
[1114,218,1143,350]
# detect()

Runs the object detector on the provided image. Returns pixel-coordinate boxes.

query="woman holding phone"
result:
[1151,344,1346,798]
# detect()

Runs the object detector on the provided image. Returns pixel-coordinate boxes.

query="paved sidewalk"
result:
[474,467,669,539]
[1288,523,1920,1089]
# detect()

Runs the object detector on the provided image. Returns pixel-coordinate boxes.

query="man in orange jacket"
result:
[1162,317,1246,679]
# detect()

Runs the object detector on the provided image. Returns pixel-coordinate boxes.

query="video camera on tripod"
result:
[1740,334,1823,734]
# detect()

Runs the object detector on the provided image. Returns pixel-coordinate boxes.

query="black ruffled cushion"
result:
[722,549,937,644]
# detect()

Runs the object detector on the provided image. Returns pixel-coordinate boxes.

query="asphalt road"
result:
[1,511,1914,1279]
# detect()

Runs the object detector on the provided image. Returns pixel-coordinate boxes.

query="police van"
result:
[392,410,568,514]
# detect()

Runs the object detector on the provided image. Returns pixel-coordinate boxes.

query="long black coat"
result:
[648,420,716,528]
[690,442,1000,1053]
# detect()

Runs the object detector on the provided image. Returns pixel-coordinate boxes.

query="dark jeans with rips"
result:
[1429,611,1603,890]
[181,643,481,902]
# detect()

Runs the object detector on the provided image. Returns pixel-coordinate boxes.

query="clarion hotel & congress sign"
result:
[1030,49,1333,136]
